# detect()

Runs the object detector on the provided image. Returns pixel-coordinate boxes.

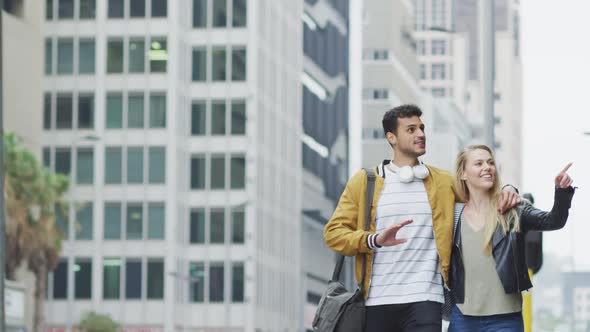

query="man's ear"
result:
[386,132,397,146]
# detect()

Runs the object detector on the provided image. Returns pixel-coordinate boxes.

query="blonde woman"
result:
[447,145,575,331]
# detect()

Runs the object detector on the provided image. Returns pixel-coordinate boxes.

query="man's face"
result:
[386,116,426,158]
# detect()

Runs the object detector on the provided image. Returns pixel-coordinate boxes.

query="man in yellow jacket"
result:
[324,104,519,332]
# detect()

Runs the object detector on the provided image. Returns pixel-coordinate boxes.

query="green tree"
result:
[77,312,120,332]
[4,133,69,332]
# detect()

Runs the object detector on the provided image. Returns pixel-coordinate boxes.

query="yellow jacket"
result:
[323,163,456,298]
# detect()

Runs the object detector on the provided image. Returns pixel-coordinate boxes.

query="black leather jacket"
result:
[448,187,575,303]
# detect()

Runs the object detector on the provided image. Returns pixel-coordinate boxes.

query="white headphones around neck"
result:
[388,161,430,183]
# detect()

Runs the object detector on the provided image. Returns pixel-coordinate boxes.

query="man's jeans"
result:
[448,305,524,332]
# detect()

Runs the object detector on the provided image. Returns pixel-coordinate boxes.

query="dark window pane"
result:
[55,148,71,176]
[125,260,142,299]
[210,209,225,243]
[44,93,52,129]
[232,263,244,302]
[190,156,206,189]
[108,0,124,18]
[105,147,122,184]
[55,203,69,239]
[211,101,226,135]
[79,39,96,74]
[104,202,122,239]
[74,259,92,299]
[128,94,145,128]
[192,0,207,28]
[190,209,205,244]
[211,48,226,81]
[106,93,123,128]
[45,38,53,75]
[103,258,121,299]
[147,260,164,299]
[130,0,145,17]
[107,40,124,73]
[147,203,165,239]
[210,156,225,189]
[149,94,166,128]
[209,264,224,302]
[129,39,145,73]
[212,0,227,27]
[79,0,96,19]
[43,148,51,168]
[78,94,94,128]
[232,0,247,27]
[191,48,206,81]
[57,38,74,74]
[53,260,68,299]
[127,147,144,184]
[148,147,166,183]
[231,48,246,81]
[151,0,167,17]
[58,0,74,18]
[149,38,167,73]
[231,209,245,244]
[230,101,246,135]
[76,148,94,185]
[191,101,206,135]
[46,0,54,20]
[76,203,93,240]
[56,94,73,129]
[126,204,143,239]
[189,262,205,302]
[230,156,246,189]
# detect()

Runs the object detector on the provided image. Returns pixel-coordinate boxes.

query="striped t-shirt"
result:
[365,165,444,306]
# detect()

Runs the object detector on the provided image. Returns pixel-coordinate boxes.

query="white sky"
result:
[521,0,590,269]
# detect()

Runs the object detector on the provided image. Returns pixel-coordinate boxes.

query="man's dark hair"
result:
[382,104,423,135]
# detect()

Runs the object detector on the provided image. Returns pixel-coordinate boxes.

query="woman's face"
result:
[463,149,496,192]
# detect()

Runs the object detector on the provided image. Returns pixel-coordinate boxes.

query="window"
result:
[432,40,446,55]
[211,101,226,135]
[148,147,166,183]
[107,39,124,73]
[230,156,245,189]
[151,0,167,17]
[230,101,246,135]
[45,38,53,75]
[55,148,71,176]
[46,0,54,20]
[56,94,73,129]
[212,0,227,27]
[190,209,205,244]
[149,94,166,128]
[364,89,388,100]
[43,148,51,168]
[420,64,427,80]
[192,48,207,81]
[210,155,225,189]
[104,203,122,239]
[79,39,96,74]
[231,208,245,244]
[414,0,425,30]
[76,203,93,240]
[129,39,146,73]
[53,260,68,299]
[189,262,205,302]
[57,38,74,74]
[130,0,145,17]
[78,94,94,128]
[74,259,92,299]
[44,93,52,129]
[431,87,445,97]
[149,38,167,73]
[147,203,165,239]
[209,263,224,302]
[193,0,207,28]
[431,63,446,80]
[128,94,145,128]
[432,0,446,28]
[108,0,124,18]
[212,47,226,81]
[55,203,69,239]
[105,147,122,184]
[79,0,96,19]
[232,263,244,302]
[58,0,74,19]
[106,93,123,128]
[231,48,246,81]
[190,156,206,189]
[147,260,164,299]
[127,147,144,184]
[103,258,121,299]
[232,0,247,27]
[210,209,225,244]
[76,148,94,184]
[125,259,142,299]
[417,40,426,56]
[191,101,206,135]
[126,204,143,239]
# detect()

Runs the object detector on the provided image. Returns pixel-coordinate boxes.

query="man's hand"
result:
[375,220,413,247]
[555,162,574,188]
[499,186,520,213]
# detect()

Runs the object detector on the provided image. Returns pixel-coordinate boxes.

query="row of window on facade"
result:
[420,63,451,80]
[49,258,245,303]
[414,0,448,31]
[416,39,448,56]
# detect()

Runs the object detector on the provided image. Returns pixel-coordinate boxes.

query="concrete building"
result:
[42,0,303,331]
[562,272,590,331]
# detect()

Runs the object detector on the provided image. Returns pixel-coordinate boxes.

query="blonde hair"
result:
[454,145,520,254]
